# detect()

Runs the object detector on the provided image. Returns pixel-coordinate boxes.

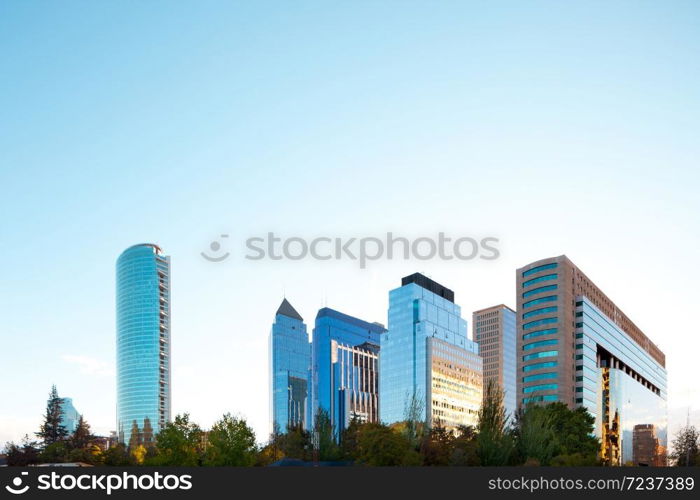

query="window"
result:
[523,395,558,404]
[523,350,558,361]
[523,339,558,351]
[522,361,557,372]
[522,274,558,288]
[523,383,558,393]
[522,262,558,277]
[523,306,558,319]
[523,328,557,340]
[522,295,558,309]
[523,372,557,383]
[523,317,557,330]
[522,284,558,299]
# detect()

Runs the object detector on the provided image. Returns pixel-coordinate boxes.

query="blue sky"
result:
[1,1,699,444]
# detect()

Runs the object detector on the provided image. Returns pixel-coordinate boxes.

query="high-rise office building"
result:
[516,255,667,465]
[312,308,385,435]
[59,397,80,434]
[116,243,171,446]
[633,424,666,466]
[270,298,311,434]
[380,273,483,430]
[473,305,517,417]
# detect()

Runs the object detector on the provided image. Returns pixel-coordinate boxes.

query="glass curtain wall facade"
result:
[270,298,311,434]
[330,340,380,433]
[473,305,517,417]
[312,308,385,435]
[380,273,482,429]
[59,397,80,434]
[116,243,171,446]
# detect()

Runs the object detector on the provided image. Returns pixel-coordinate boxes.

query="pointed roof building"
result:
[276,298,303,321]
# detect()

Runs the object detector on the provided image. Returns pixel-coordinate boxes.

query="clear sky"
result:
[1,0,699,445]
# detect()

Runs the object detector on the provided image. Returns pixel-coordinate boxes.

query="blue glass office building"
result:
[380,273,482,429]
[116,244,171,446]
[312,308,385,434]
[59,397,80,434]
[270,299,311,433]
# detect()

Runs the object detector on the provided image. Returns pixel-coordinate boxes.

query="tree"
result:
[274,424,313,461]
[340,415,363,461]
[420,419,453,466]
[4,435,40,466]
[70,415,94,450]
[449,425,479,466]
[313,408,341,461]
[203,413,257,466]
[670,425,700,466]
[476,379,513,465]
[149,414,203,466]
[36,385,68,446]
[129,420,142,449]
[513,403,557,465]
[103,443,134,466]
[403,391,426,449]
[355,423,420,466]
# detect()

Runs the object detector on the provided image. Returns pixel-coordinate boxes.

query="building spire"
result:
[276,298,303,321]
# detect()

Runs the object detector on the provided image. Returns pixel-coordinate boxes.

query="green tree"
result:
[4,435,40,466]
[355,423,420,466]
[203,413,257,466]
[476,379,513,465]
[103,443,134,466]
[403,391,426,449]
[449,425,480,466]
[36,385,68,446]
[670,425,700,466]
[340,415,363,461]
[39,441,69,463]
[70,415,94,450]
[420,419,453,466]
[149,413,203,466]
[313,408,341,461]
[275,424,313,461]
[513,403,557,465]
[545,403,598,459]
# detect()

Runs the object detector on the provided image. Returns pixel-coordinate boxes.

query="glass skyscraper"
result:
[380,273,483,430]
[116,243,171,446]
[59,397,80,434]
[312,308,385,435]
[270,298,311,434]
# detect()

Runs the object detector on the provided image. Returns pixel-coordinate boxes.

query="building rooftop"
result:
[401,272,455,303]
[276,298,304,321]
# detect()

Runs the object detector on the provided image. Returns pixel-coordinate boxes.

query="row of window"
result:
[522,273,558,288]
[522,306,558,319]
[523,350,558,361]
[522,284,558,299]
[522,339,558,351]
[523,394,558,404]
[522,262,558,278]
[522,295,558,309]
[522,372,557,383]
[522,361,557,372]
[523,383,558,394]
[523,317,557,330]
[523,328,557,340]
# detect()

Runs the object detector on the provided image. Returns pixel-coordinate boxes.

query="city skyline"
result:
[2,1,700,448]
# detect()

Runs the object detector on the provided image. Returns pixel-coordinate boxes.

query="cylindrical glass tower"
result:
[116,243,171,446]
